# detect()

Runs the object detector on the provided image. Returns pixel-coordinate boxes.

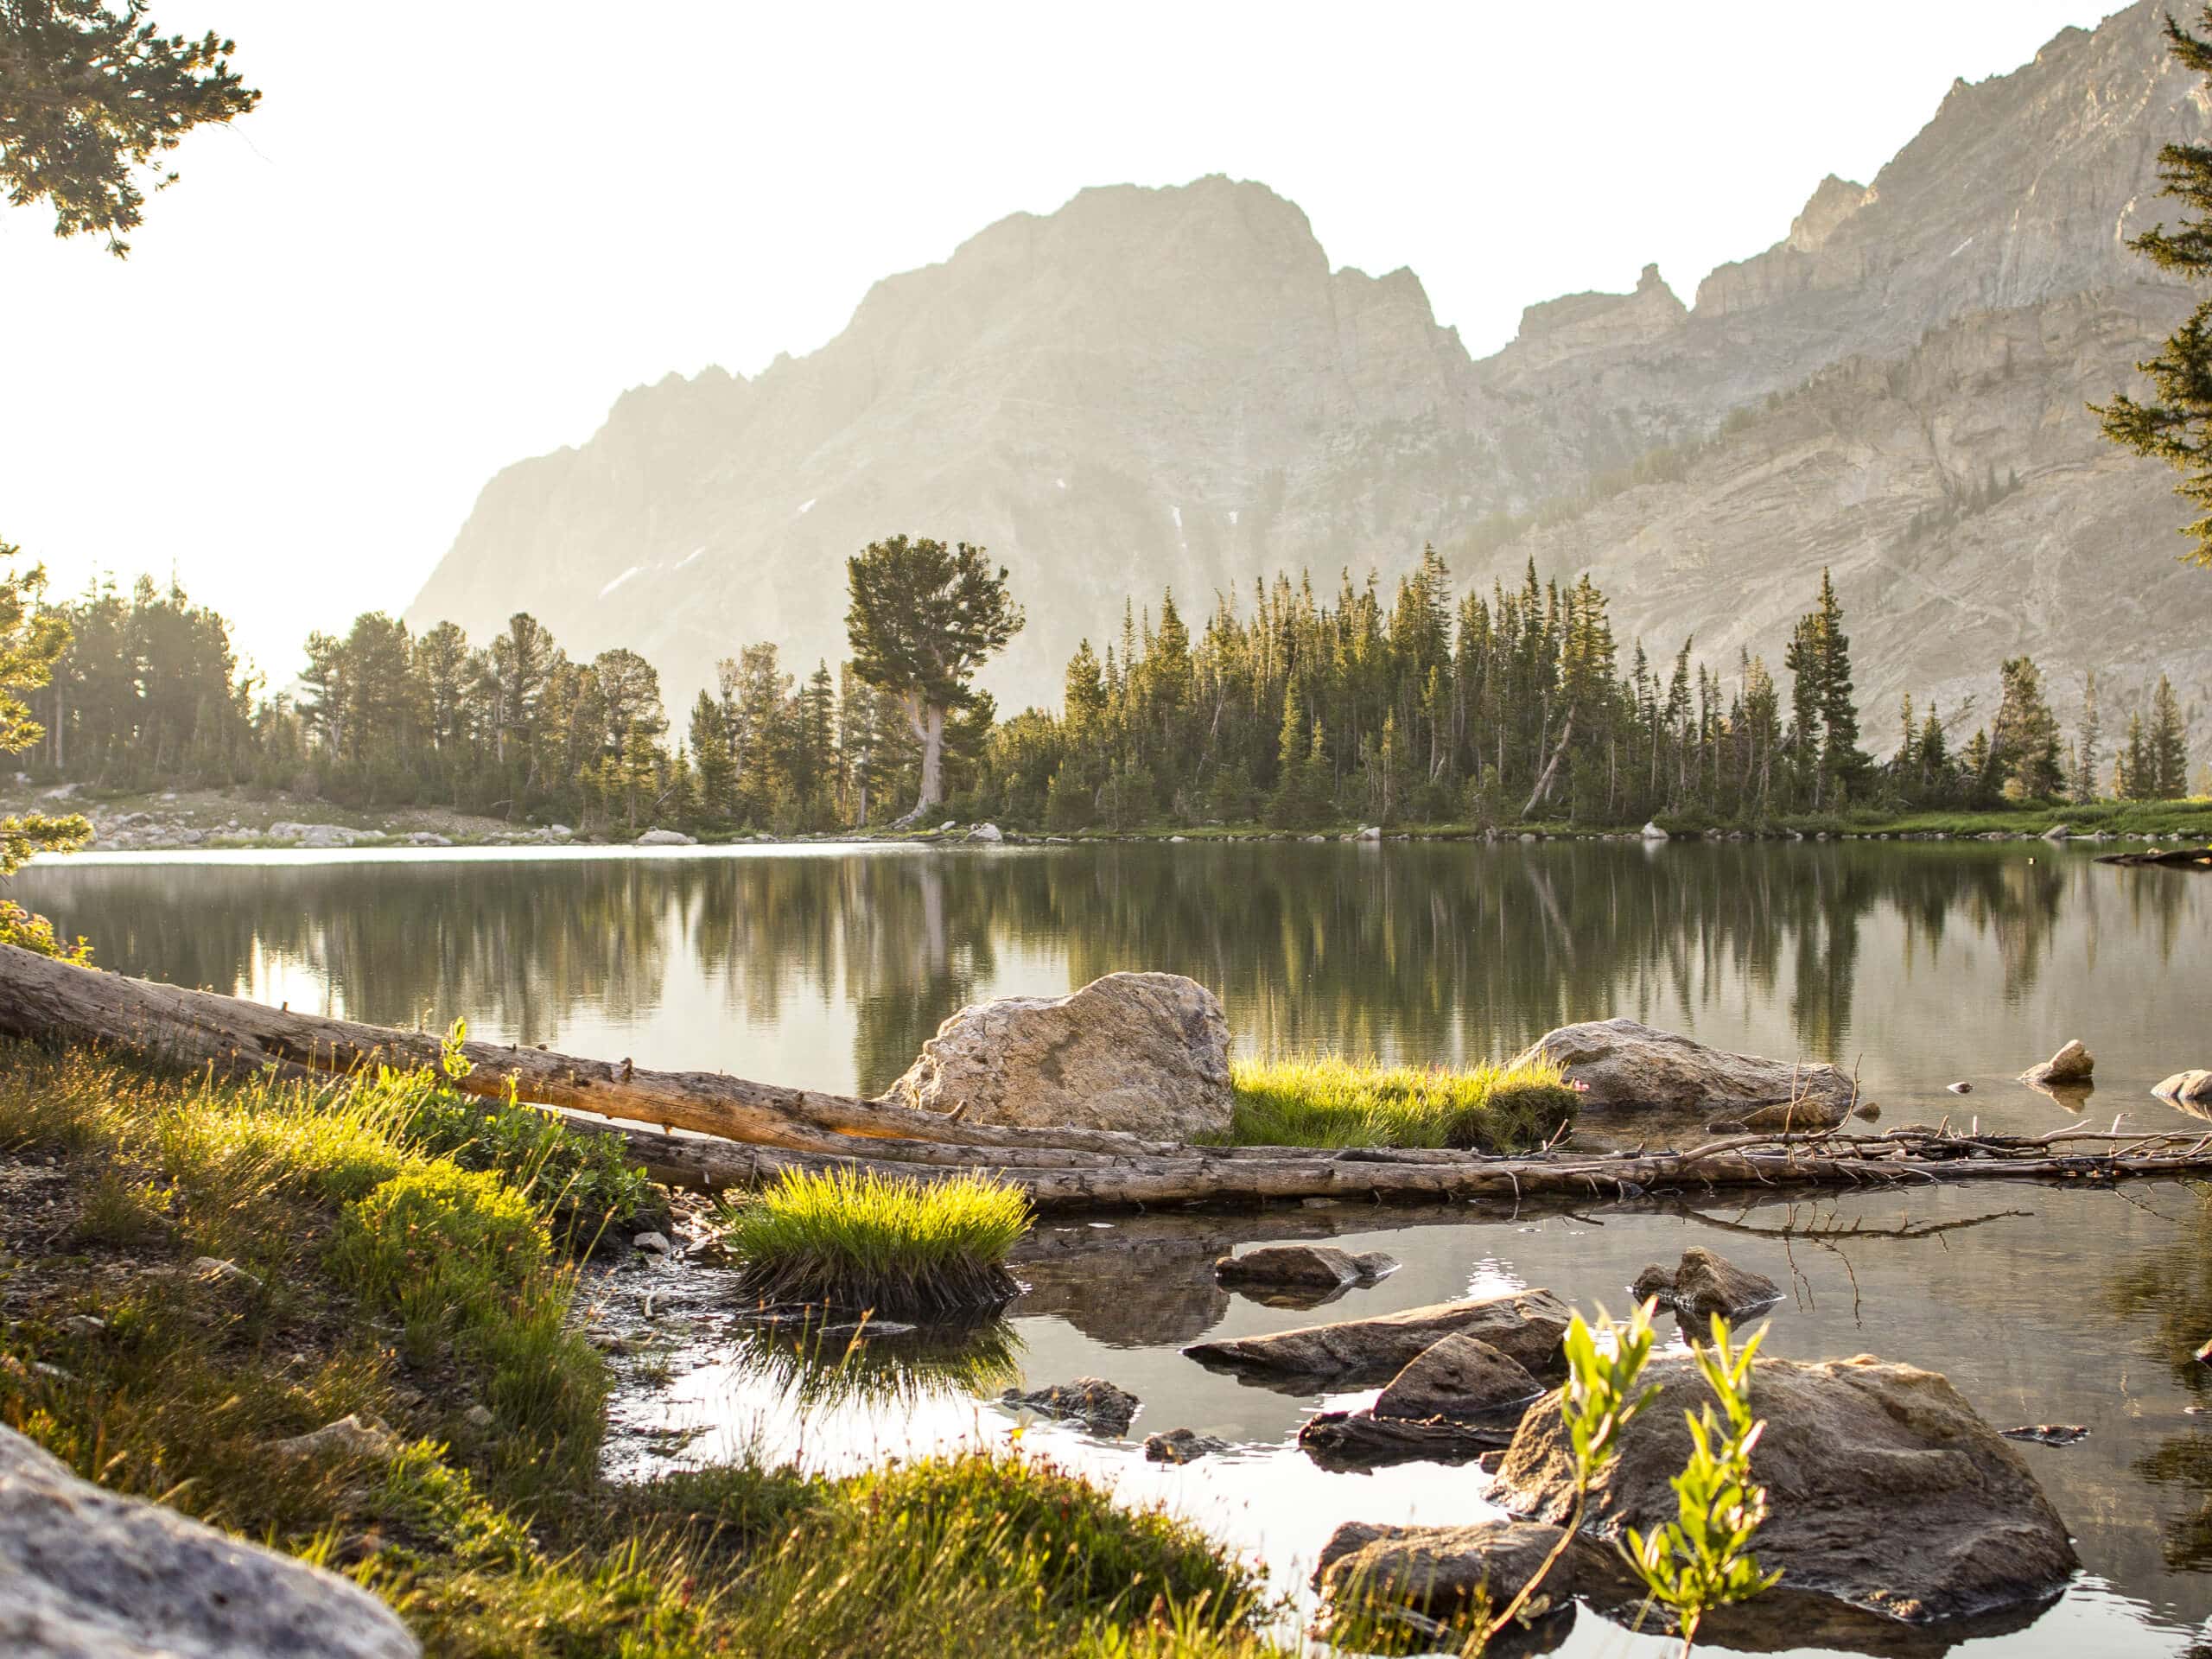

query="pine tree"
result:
[2117,711,2152,800]
[2094,8,2212,566]
[1990,657,2063,801]
[689,690,734,824]
[2071,671,2102,803]
[2150,673,2192,798]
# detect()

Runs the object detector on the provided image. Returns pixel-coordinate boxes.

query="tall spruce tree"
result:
[2150,673,2192,798]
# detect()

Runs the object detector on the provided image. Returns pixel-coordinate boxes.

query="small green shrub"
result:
[1224,1054,1578,1151]
[721,1167,1032,1319]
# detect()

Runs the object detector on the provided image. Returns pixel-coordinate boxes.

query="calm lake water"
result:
[17,840,2212,1656]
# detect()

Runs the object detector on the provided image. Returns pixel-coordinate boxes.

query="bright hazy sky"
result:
[0,1,2128,682]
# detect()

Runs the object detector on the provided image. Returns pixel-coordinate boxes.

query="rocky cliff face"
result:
[409,1,2212,747]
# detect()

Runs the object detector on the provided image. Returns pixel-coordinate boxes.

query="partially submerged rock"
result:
[1300,1332,1545,1468]
[880,971,1233,1139]
[1372,1333,1543,1421]
[1212,1244,1396,1294]
[0,1424,419,1658]
[2020,1040,2094,1089]
[1314,1516,1573,1618]
[1507,1019,1853,1123]
[1492,1352,2078,1624]
[1184,1289,1570,1386]
[1143,1427,1230,1463]
[1630,1247,1783,1322]
[2156,1070,2212,1115]
[1001,1376,1139,1435]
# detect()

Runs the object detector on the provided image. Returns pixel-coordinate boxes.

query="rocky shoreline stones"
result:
[1507,1018,1854,1123]
[1184,1289,1570,1385]
[880,971,1233,1138]
[1299,1332,1546,1468]
[0,1425,419,1657]
[1000,1376,1140,1435]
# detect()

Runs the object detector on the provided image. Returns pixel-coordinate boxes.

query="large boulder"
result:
[0,1425,418,1658]
[1491,1353,2077,1624]
[1184,1289,1570,1385]
[880,971,1232,1138]
[1508,1018,1853,1122]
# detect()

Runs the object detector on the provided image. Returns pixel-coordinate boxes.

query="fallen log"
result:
[2095,845,2212,868]
[10,944,2212,1212]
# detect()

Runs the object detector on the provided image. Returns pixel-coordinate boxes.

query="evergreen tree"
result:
[2095,7,2212,566]
[0,1,258,255]
[1990,657,2063,801]
[2071,671,2103,804]
[845,535,1023,822]
[2150,673,2192,798]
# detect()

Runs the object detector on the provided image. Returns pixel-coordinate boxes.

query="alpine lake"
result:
[19,836,2212,1658]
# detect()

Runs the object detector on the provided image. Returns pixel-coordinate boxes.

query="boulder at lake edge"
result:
[1491,1352,2077,1624]
[1508,1018,1853,1121]
[1185,1289,1570,1385]
[880,971,1232,1139]
[0,1424,419,1658]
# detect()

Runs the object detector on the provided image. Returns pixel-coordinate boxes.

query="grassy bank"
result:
[0,1046,1282,1658]
[1224,1054,1580,1151]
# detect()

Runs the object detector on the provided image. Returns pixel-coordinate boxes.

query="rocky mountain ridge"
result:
[409,0,2211,750]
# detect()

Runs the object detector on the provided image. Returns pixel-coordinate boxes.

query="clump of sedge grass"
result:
[721,1167,1033,1320]
[1225,1053,1579,1151]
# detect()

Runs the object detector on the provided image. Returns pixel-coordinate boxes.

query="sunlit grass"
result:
[0,1044,1288,1656]
[1224,1053,1579,1151]
[721,1166,1033,1319]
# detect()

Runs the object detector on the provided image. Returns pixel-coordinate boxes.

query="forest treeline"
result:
[20,552,2199,835]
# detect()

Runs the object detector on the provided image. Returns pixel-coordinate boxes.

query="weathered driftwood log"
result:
[9,944,2212,1212]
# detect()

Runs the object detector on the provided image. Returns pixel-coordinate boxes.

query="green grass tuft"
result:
[721,1167,1033,1320]
[1224,1053,1579,1151]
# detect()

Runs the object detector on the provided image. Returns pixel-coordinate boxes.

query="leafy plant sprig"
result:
[1481,1298,1662,1645]
[1624,1314,1783,1656]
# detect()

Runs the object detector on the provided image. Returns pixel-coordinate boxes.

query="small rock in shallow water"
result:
[2002,1424,2089,1446]
[632,1231,672,1255]
[1001,1377,1140,1435]
[1948,1082,1974,1095]
[1143,1427,1230,1463]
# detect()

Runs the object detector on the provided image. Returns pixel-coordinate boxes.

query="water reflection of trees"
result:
[2110,1196,2212,1573]
[13,843,2171,1095]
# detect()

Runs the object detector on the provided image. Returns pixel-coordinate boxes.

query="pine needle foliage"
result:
[721,1166,1033,1319]
[2096,6,2212,565]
